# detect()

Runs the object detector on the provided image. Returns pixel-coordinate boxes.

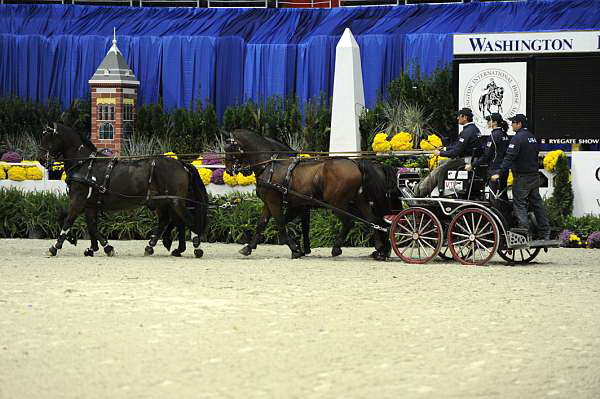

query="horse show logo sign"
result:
[458,62,527,134]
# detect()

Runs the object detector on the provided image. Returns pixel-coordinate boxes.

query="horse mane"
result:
[232,129,296,155]
[56,123,97,152]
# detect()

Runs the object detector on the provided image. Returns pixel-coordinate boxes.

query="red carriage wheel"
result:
[447,208,499,266]
[389,207,442,264]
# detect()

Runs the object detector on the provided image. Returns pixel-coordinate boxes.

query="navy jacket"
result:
[473,127,510,173]
[440,123,481,159]
[497,128,540,176]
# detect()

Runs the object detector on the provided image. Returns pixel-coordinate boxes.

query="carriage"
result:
[385,164,560,266]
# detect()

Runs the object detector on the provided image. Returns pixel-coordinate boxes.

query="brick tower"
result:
[89,31,139,154]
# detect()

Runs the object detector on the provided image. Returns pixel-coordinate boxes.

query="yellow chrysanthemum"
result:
[507,170,514,186]
[8,166,26,181]
[192,159,203,167]
[372,132,388,143]
[372,140,391,152]
[52,162,64,171]
[543,150,564,172]
[568,234,580,242]
[163,152,178,160]
[390,132,413,151]
[61,172,67,181]
[428,155,448,170]
[0,168,6,180]
[420,134,443,150]
[298,154,311,158]
[197,167,212,185]
[25,166,43,180]
[236,172,256,186]
[0,162,10,171]
[223,170,238,186]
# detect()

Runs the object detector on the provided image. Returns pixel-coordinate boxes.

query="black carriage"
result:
[386,165,559,266]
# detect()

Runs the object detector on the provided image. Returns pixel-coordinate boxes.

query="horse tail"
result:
[183,162,208,237]
[356,160,392,217]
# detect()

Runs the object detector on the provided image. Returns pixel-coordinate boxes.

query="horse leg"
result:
[48,199,85,256]
[269,201,302,259]
[284,207,310,256]
[331,216,354,257]
[240,204,271,256]
[355,197,388,261]
[162,221,174,251]
[167,199,203,258]
[83,208,102,257]
[171,222,187,257]
[145,206,170,256]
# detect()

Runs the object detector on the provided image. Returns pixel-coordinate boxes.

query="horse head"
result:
[224,137,244,176]
[40,122,65,161]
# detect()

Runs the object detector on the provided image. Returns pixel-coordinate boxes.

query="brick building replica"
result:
[89,32,139,153]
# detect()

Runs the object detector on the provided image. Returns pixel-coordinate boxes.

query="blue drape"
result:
[1,0,599,117]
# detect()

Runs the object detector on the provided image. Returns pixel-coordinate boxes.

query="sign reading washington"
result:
[458,62,527,135]
[453,30,600,55]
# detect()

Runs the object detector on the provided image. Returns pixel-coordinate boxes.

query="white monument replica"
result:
[329,28,365,154]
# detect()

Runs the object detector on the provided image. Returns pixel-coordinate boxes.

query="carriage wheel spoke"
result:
[452,232,470,238]
[458,219,472,234]
[418,218,432,234]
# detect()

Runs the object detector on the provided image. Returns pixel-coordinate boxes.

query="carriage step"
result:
[529,239,561,248]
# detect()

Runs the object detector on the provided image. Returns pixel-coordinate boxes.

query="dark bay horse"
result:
[225,129,389,260]
[41,123,207,257]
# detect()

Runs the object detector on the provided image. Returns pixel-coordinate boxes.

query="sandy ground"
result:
[0,239,599,399]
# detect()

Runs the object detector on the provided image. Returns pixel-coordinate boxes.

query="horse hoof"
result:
[239,246,252,256]
[331,247,342,257]
[171,249,182,257]
[84,249,94,257]
[371,251,387,261]
[144,246,154,256]
[47,246,57,257]
[304,248,311,255]
[291,251,303,259]
[194,249,204,258]
[104,245,115,257]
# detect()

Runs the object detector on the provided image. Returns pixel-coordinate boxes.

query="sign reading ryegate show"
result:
[458,62,527,134]
[453,31,600,55]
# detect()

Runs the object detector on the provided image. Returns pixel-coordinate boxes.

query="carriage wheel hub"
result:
[412,233,419,240]
[469,234,475,241]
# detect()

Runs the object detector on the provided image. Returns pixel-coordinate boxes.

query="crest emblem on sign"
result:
[463,68,522,127]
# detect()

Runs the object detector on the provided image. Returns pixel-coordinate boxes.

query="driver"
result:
[413,107,481,197]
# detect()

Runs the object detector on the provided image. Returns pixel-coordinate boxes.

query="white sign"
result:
[454,31,600,55]
[572,152,600,217]
[458,62,527,134]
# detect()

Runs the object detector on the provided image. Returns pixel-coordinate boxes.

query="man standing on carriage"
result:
[465,112,510,200]
[413,107,482,197]
[490,114,551,239]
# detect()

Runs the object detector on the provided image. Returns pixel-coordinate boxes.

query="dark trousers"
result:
[511,173,551,237]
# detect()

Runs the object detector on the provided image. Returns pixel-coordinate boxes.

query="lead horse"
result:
[225,129,389,260]
[40,123,207,257]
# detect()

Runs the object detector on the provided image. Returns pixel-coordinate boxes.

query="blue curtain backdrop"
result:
[1,0,599,117]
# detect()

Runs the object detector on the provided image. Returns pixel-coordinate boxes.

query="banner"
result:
[572,152,600,217]
[454,31,600,55]
[458,62,527,134]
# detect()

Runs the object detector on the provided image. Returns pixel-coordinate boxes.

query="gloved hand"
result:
[464,164,472,171]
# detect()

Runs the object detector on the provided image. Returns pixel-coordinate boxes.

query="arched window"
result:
[123,122,134,141]
[99,122,114,140]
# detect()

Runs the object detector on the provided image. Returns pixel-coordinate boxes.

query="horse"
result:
[224,129,390,260]
[40,123,207,258]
